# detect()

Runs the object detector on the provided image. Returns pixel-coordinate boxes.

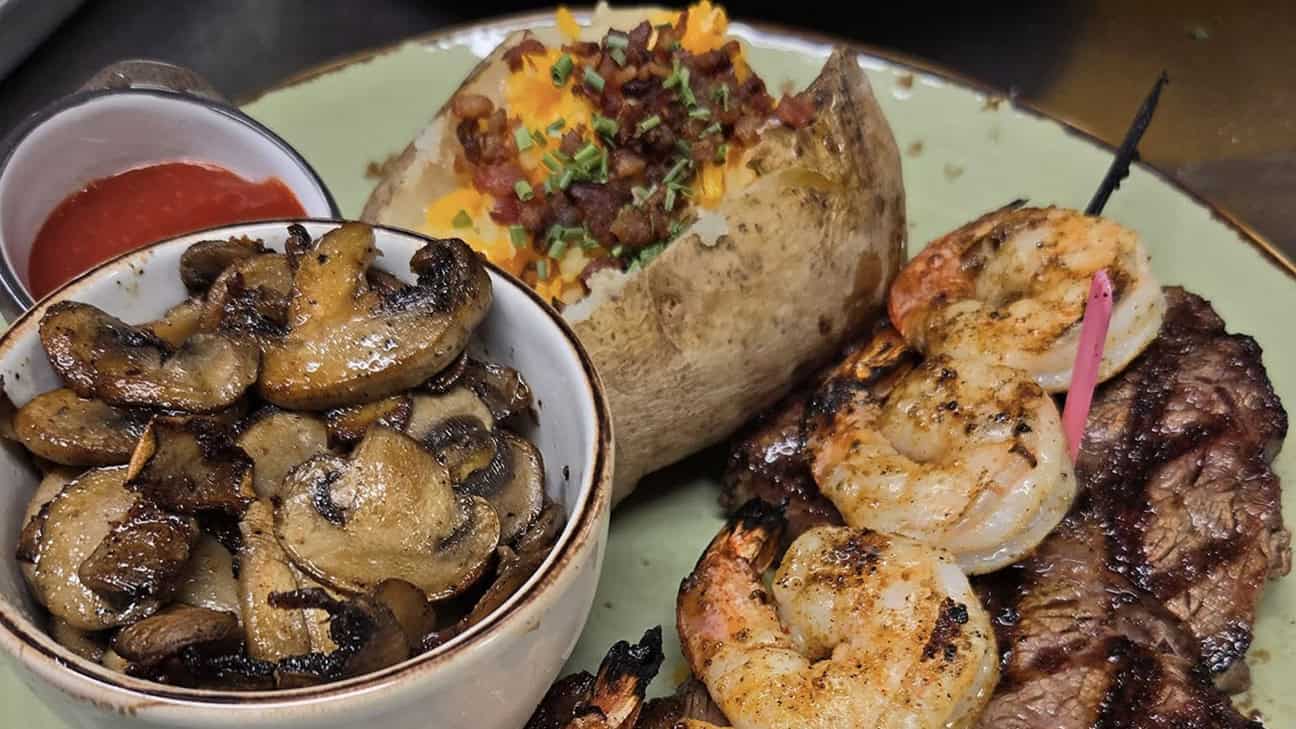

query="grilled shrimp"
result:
[889,204,1165,392]
[677,501,998,729]
[806,327,1076,574]
[526,627,664,729]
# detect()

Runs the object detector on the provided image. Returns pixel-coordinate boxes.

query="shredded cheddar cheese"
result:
[423,2,755,305]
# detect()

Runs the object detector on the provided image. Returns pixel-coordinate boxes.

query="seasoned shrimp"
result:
[677,501,998,729]
[525,627,665,729]
[889,204,1165,392]
[807,330,1075,574]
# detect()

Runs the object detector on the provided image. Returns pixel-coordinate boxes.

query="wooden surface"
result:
[0,0,1292,261]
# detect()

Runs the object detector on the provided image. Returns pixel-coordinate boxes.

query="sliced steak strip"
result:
[1078,287,1290,676]
[976,515,1259,728]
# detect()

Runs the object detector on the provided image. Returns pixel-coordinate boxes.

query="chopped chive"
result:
[669,40,682,51]
[563,227,585,241]
[543,177,555,195]
[509,224,527,248]
[668,219,686,240]
[547,117,566,135]
[551,54,574,86]
[514,127,534,151]
[583,67,605,93]
[580,233,600,250]
[531,128,547,146]
[451,209,473,228]
[558,168,575,190]
[627,259,642,274]
[663,158,692,185]
[702,122,722,136]
[675,139,692,156]
[715,143,729,164]
[610,47,627,67]
[679,81,696,107]
[542,153,562,172]
[611,244,626,257]
[592,114,619,138]
[713,84,730,111]
[639,242,667,265]
[597,149,609,181]
[547,237,568,260]
[574,143,601,166]
[663,186,677,212]
[689,107,712,120]
[514,180,534,201]
[631,186,649,205]
[536,259,550,280]
[605,32,629,49]
[636,114,662,134]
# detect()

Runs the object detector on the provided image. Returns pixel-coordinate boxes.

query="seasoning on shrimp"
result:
[676,500,999,729]
[888,204,1166,393]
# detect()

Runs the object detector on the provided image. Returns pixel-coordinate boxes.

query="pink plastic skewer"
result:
[1061,269,1114,461]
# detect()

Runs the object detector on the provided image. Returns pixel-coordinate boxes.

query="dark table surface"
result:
[3,0,1293,263]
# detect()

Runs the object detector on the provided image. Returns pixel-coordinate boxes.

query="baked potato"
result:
[362,3,905,502]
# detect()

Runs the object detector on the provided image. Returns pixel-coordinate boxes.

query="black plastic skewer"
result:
[1085,72,1169,215]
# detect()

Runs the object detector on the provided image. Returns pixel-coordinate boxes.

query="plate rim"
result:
[235,6,1296,280]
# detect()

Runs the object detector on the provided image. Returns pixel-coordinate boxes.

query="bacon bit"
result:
[451,93,494,120]
[490,195,521,225]
[559,129,585,156]
[503,37,546,72]
[628,21,652,48]
[473,162,526,198]
[456,119,483,164]
[1061,270,1114,460]
[564,41,600,57]
[775,92,816,128]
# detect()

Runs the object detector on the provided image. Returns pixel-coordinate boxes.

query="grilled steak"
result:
[976,515,1260,728]
[719,287,1288,727]
[1076,287,1290,678]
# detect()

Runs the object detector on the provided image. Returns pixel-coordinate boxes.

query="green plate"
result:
[4,8,1294,727]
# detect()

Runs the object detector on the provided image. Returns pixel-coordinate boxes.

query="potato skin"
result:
[363,22,905,502]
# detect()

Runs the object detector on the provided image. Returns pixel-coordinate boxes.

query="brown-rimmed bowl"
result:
[0,220,613,729]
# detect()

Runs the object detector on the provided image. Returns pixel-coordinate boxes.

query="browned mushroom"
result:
[512,499,566,555]
[459,431,545,544]
[324,394,412,448]
[39,301,259,413]
[25,467,161,630]
[404,388,496,481]
[112,605,240,666]
[275,426,500,598]
[179,236,270,294]
[259,225,492,410]
[239,500,312,662]
[174,534,239,614]
[49,617,107,662]
[146,297,206,347]
[0,378,17,440]
[235,410,330,500]
[16,467,80,585]
[459,358,534,422]
[125,416,255,515]
[13,388,150,466]
[199,253,294,339]
[365,267,407,296]
[78,499,199,604]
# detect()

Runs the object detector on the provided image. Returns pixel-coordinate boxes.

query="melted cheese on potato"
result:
[424,2,746,303]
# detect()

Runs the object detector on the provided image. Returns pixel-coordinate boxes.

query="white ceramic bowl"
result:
[0,80,339,316]
[0,221,613,729]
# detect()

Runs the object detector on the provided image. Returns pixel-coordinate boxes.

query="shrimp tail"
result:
[707,498,786,573]
[581,626,666,728]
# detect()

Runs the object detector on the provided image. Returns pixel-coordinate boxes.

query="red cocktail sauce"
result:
[27,161,307,299]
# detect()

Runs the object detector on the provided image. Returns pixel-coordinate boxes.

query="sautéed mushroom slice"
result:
[13,388,150,466]
[126,416,255,516]
[174,534,239,614]
[179,236,269,294]
[78,499,198,605]
[40,301,258,413]
[459,358,534,422]
[459,431,545,544]
[274,426,500,599]
[238,500,313,662]
[146,297,206,348]
[260,224,491,410]
[325,394,412,448]
[405,388,496,482]
[25,467,161,630]
[235,410,330,501]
